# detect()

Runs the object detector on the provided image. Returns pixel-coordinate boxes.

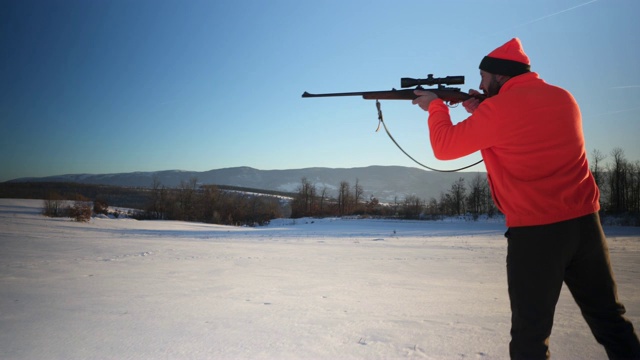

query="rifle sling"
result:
[375,100,484,173]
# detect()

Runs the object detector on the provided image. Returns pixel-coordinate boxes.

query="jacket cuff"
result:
[428,98,448,113]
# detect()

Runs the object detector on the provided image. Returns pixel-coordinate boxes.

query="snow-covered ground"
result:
[1,199,638,359]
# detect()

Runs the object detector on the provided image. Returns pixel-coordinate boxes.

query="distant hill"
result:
[7,166,485,203]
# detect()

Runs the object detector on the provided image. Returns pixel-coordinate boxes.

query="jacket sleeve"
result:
[427,98,504,160]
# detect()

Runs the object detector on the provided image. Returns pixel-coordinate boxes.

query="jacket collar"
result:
[499,72,540,94]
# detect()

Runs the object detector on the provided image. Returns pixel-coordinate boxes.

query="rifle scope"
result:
[401,74,464,88]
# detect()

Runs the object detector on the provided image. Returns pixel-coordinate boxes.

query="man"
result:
[412,38,640,359]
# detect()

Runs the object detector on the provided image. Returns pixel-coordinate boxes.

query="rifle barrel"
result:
[302,89,418,99]
[301,91,383,98]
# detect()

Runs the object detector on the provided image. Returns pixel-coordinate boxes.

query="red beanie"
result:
[479,38,531,76]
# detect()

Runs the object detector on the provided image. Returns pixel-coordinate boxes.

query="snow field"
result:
[1,199,638,359]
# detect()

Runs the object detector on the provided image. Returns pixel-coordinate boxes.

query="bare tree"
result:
[199,185,220,223]
[318,186,329,216]
[425,197,439,218]
[608,148,628,213]
[402,195,424,219]
[43,192,63,217]
[291,177,317,217]
[466,173,486,219]
[353,178,364,213]
[177,177,199,221]
[629,161,640,214]
[149,175,168,219]
[590,148,606,191]
[338,181,351,215]
[449,177,467,216]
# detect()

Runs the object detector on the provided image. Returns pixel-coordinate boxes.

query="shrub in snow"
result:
[68,201,92,222]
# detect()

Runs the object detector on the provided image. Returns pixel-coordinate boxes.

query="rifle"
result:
[301,74,485,104]
[301,74,485,173]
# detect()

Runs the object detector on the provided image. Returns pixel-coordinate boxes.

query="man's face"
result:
[479,70,502,98]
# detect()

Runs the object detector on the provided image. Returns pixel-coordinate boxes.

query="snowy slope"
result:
[1,199,638,359]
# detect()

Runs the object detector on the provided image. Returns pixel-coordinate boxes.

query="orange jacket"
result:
[427,72,599,227]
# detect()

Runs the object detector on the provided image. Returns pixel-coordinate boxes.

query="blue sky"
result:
[1,0,639,182]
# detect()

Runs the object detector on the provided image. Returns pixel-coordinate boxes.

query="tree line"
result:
[36,178,287,225]
[140,177,285,226]
[290,174,499,220]
[591,148,640,222]
[22,146,640,226]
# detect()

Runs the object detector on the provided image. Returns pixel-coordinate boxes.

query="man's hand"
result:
[412,90,438,112]
[463,89,483,114]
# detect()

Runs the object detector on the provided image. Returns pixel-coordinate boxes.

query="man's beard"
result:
[485,75,503,97]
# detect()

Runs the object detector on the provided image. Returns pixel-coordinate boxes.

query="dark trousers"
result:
[505,213,640,359]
